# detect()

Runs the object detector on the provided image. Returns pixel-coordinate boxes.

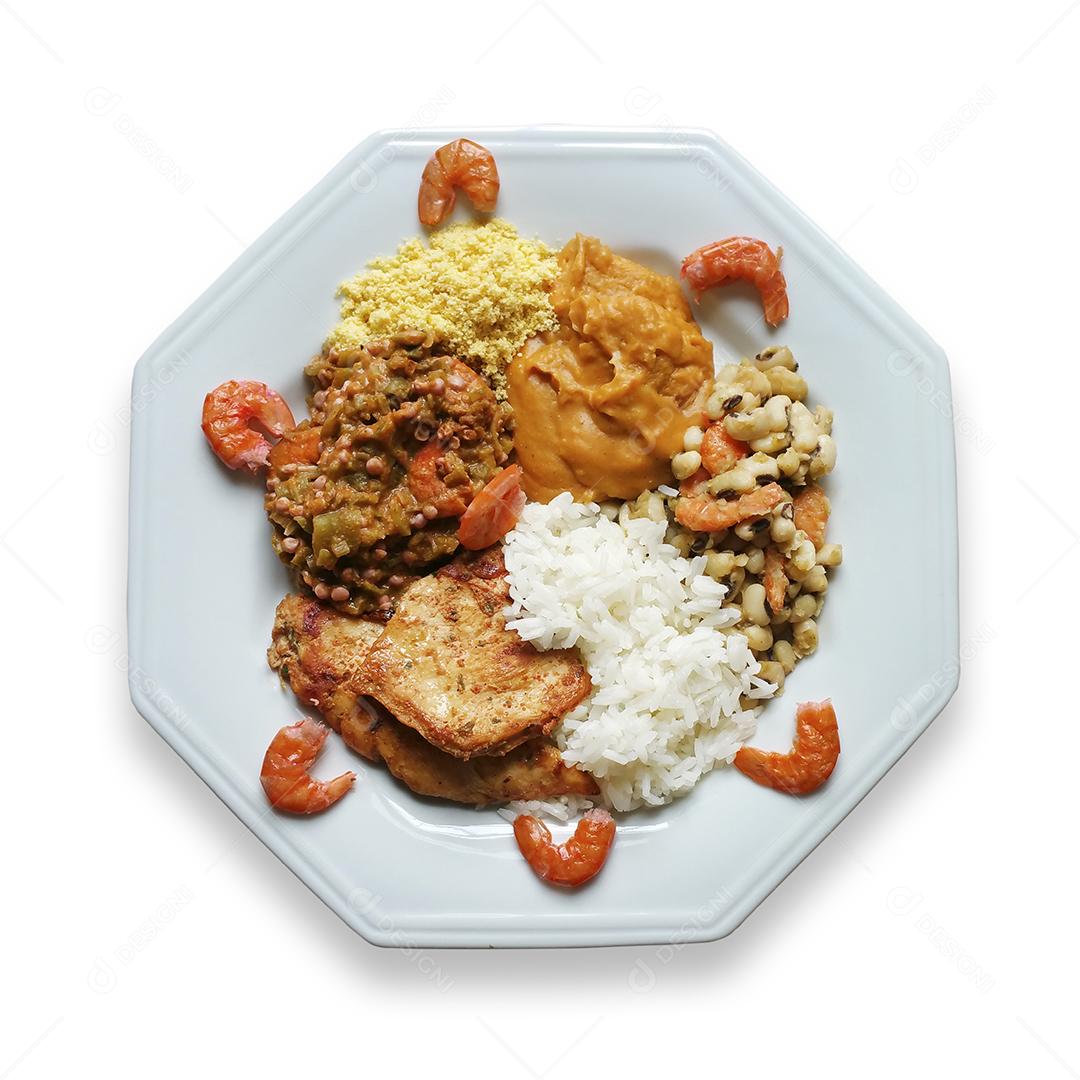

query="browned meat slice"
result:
[269,588,597,804]
[363,549,591,759]
[268,594,383,757]
[340,700,598,806]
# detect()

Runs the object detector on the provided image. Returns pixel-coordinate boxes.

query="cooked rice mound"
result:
[503,494,776,812]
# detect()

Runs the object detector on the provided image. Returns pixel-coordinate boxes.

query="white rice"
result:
[503,493,776,812]
[496,795,596,824]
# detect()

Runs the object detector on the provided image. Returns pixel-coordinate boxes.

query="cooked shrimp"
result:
[440,358,487,409]
[202,380,296,473]
[793,483,830,547]
[513,808,616,888]
[763,546,788,614]
[681,237,789,327]
[458,465,525,551]
[675,482,787,533]
[407,439,469,517]
[700,422,749,476]
[679,466,711,497]
[417,138,500,227]
[260,719,355,814]
[268,425,321,472]
[733,700,839,795]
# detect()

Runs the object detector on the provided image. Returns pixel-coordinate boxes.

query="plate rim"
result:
[128,125,959,949]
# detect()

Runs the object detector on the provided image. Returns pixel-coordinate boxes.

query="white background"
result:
[2,1,1075,1076]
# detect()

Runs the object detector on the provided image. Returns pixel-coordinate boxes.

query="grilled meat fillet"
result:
[340,698,596,805]
[268,576,596,805]
[362,548,591,759]
[267,593,382,752]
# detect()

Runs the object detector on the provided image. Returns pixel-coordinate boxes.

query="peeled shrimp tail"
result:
[734,700,839,795]
[260,719,356,814]
[418,138,500,227]
[201,380,296,473]
[680,236,789,326]
[676,482,787,533]
[513,808,616,887]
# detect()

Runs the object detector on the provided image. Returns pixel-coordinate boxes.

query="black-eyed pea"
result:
[765,367,808,401]
[817,543,843,567]
[756,660,785,692]
[741,582,769,626]
[802,564,828,593]
[753,345,797,372]
[813,405,834,434]
[772,638,797,674]
[789,401,821,454]
[706,551,737,578]
[723,407,771,441]
[748,431,791,454]
[770,514,797,545]
[762,394,791,433]
[742,363,773,396]
[716,360,771,398]
[792,593,818,621]
[734,520,762,542]
[792,618,819,655]
[671,450,702,480]
[745,548,766,575]
[744,452,780,482]
[631,491,666,523]
[728,567,746,592]
[770,606,790,626]
[708,552,734,578]
[682,425,704,452]
[670,531,694,557]
[706,466,755,494]
[704,391,730,420]
[787,538,817,578]
[777,448,802,478]
[809,435,837,479]
[744,623,774,652]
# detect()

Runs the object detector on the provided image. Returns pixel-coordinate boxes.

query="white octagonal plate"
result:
[128,127,958,948]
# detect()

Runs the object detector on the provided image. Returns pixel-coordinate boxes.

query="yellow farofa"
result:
[327,220,558,391]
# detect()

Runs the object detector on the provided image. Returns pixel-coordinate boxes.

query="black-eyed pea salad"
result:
[641,345,841,694]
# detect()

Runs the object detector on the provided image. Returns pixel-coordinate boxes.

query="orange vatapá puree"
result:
[507,234,712,503]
